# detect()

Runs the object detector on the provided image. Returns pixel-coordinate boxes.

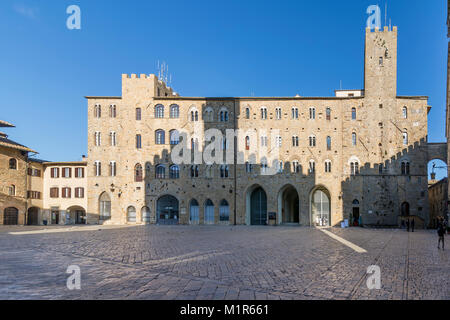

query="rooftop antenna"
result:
[157,60,161,79]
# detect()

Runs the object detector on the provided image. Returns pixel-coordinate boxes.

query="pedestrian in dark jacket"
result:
[438,220,445,250]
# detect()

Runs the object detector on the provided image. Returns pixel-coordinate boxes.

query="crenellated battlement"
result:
[365,25,398,34]
[121,73,178,98]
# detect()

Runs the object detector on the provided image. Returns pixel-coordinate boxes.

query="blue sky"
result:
[0,0,447,179]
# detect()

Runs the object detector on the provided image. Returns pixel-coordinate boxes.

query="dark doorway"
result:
[75,210,86,224]
[352,207,360,226]
[251,187,267,225]
[27,207,39,225]
[4,207,18,225]
[157,195,179,225]
[51,210,60,225]
[401,202,410,216]
[281,185,299,223]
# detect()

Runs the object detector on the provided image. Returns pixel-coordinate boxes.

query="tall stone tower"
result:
[364,26,398,98]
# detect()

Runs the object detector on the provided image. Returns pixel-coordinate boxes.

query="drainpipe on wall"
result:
[233,99,237,226]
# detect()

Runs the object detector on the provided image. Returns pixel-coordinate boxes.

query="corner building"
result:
[86,27,435,227]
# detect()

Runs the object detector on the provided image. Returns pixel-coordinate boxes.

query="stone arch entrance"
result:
[4,207,18,225]
[246,186,267,225]
[127,206,137,223]
[310,186,331,227]
[99,192,111,222]
[278,184,299,224]
[157,195,179,225]
[204,199,215,225]
[67,206,86,224]
[27,207,39,225]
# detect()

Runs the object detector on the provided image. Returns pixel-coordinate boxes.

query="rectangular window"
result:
[50,167,59,178]
[62,167,71,178]
[74,167,84,178]
[75,187,84,198]
[136,134,142,149]
[50,187,59,198]
[62,187,71,198]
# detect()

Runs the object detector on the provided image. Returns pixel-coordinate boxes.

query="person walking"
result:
[411,219,415,232]
[437,219,445,250]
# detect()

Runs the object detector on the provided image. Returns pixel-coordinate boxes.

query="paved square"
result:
[0,225,448,300]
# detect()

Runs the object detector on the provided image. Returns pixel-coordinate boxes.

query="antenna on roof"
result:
[157,60,161,79]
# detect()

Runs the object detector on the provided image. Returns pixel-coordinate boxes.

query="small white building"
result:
[42,161,87,225]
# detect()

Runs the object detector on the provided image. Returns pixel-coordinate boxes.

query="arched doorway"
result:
[141,206,150,223]
[4,207,18,225]
[204,199,215,224]
[401,202,410,216]
[189,199,199,224]
[219,199,230,223]
[278,185,299,224]
[250,187,267,225]
[27,207,39,225]
[311,187,331,226]
[157,195,179,224]
[352,199,360,226]
[99,192,111,221]
[67,206,86,225]
[127,206,136,223]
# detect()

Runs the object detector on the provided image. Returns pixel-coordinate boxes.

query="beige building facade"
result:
[85,27,441,228]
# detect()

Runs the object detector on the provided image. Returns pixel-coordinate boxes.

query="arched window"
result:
[219,200,230,222]
[154,104,164,118]
[94,104,101,118]
[136,107,141,120]
[292,107,299,119]
[127,206,136,223]
[136,134,142,149]
[190,165,199,178]
[170,104,179,118]
[109,104,116,118]
[9,158,17,170]
[95,131,101,146]
[245,161,253,173]
[220,165,229,178]
[135,163,143,182]
[309,107,315,120]
[325,160,332,173]
[190,110,199,121]
[99,192,111,220]
[245,136,250,150]
[352,132,357,146]
[219,109,229,122]
[261,107,267,120]
[292,160,300,173]
[309,160,315,173]
[110,131,116,146]
[352,199,360,205]
[169,165,180,179]
[155,165,165,179]
[204,107,213,122]
[275,107,282,120]
[292,135,299,147]
[402,106,408,119]
[8,184,15,196]
[309,135,316,147]
[402,131,408,145]
[326,107,331,120]
[351,107,356,120]
[141,206,151,223]
[350,162,359,175]
[109,161,116,177]
[401,161,410,175]
[170,130,179,145]
[326,136,331,150]
[155,130,165,144]
[245,107,250,119]
[94,161,101,176]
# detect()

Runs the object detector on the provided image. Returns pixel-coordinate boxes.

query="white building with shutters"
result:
[42,161,87,225]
